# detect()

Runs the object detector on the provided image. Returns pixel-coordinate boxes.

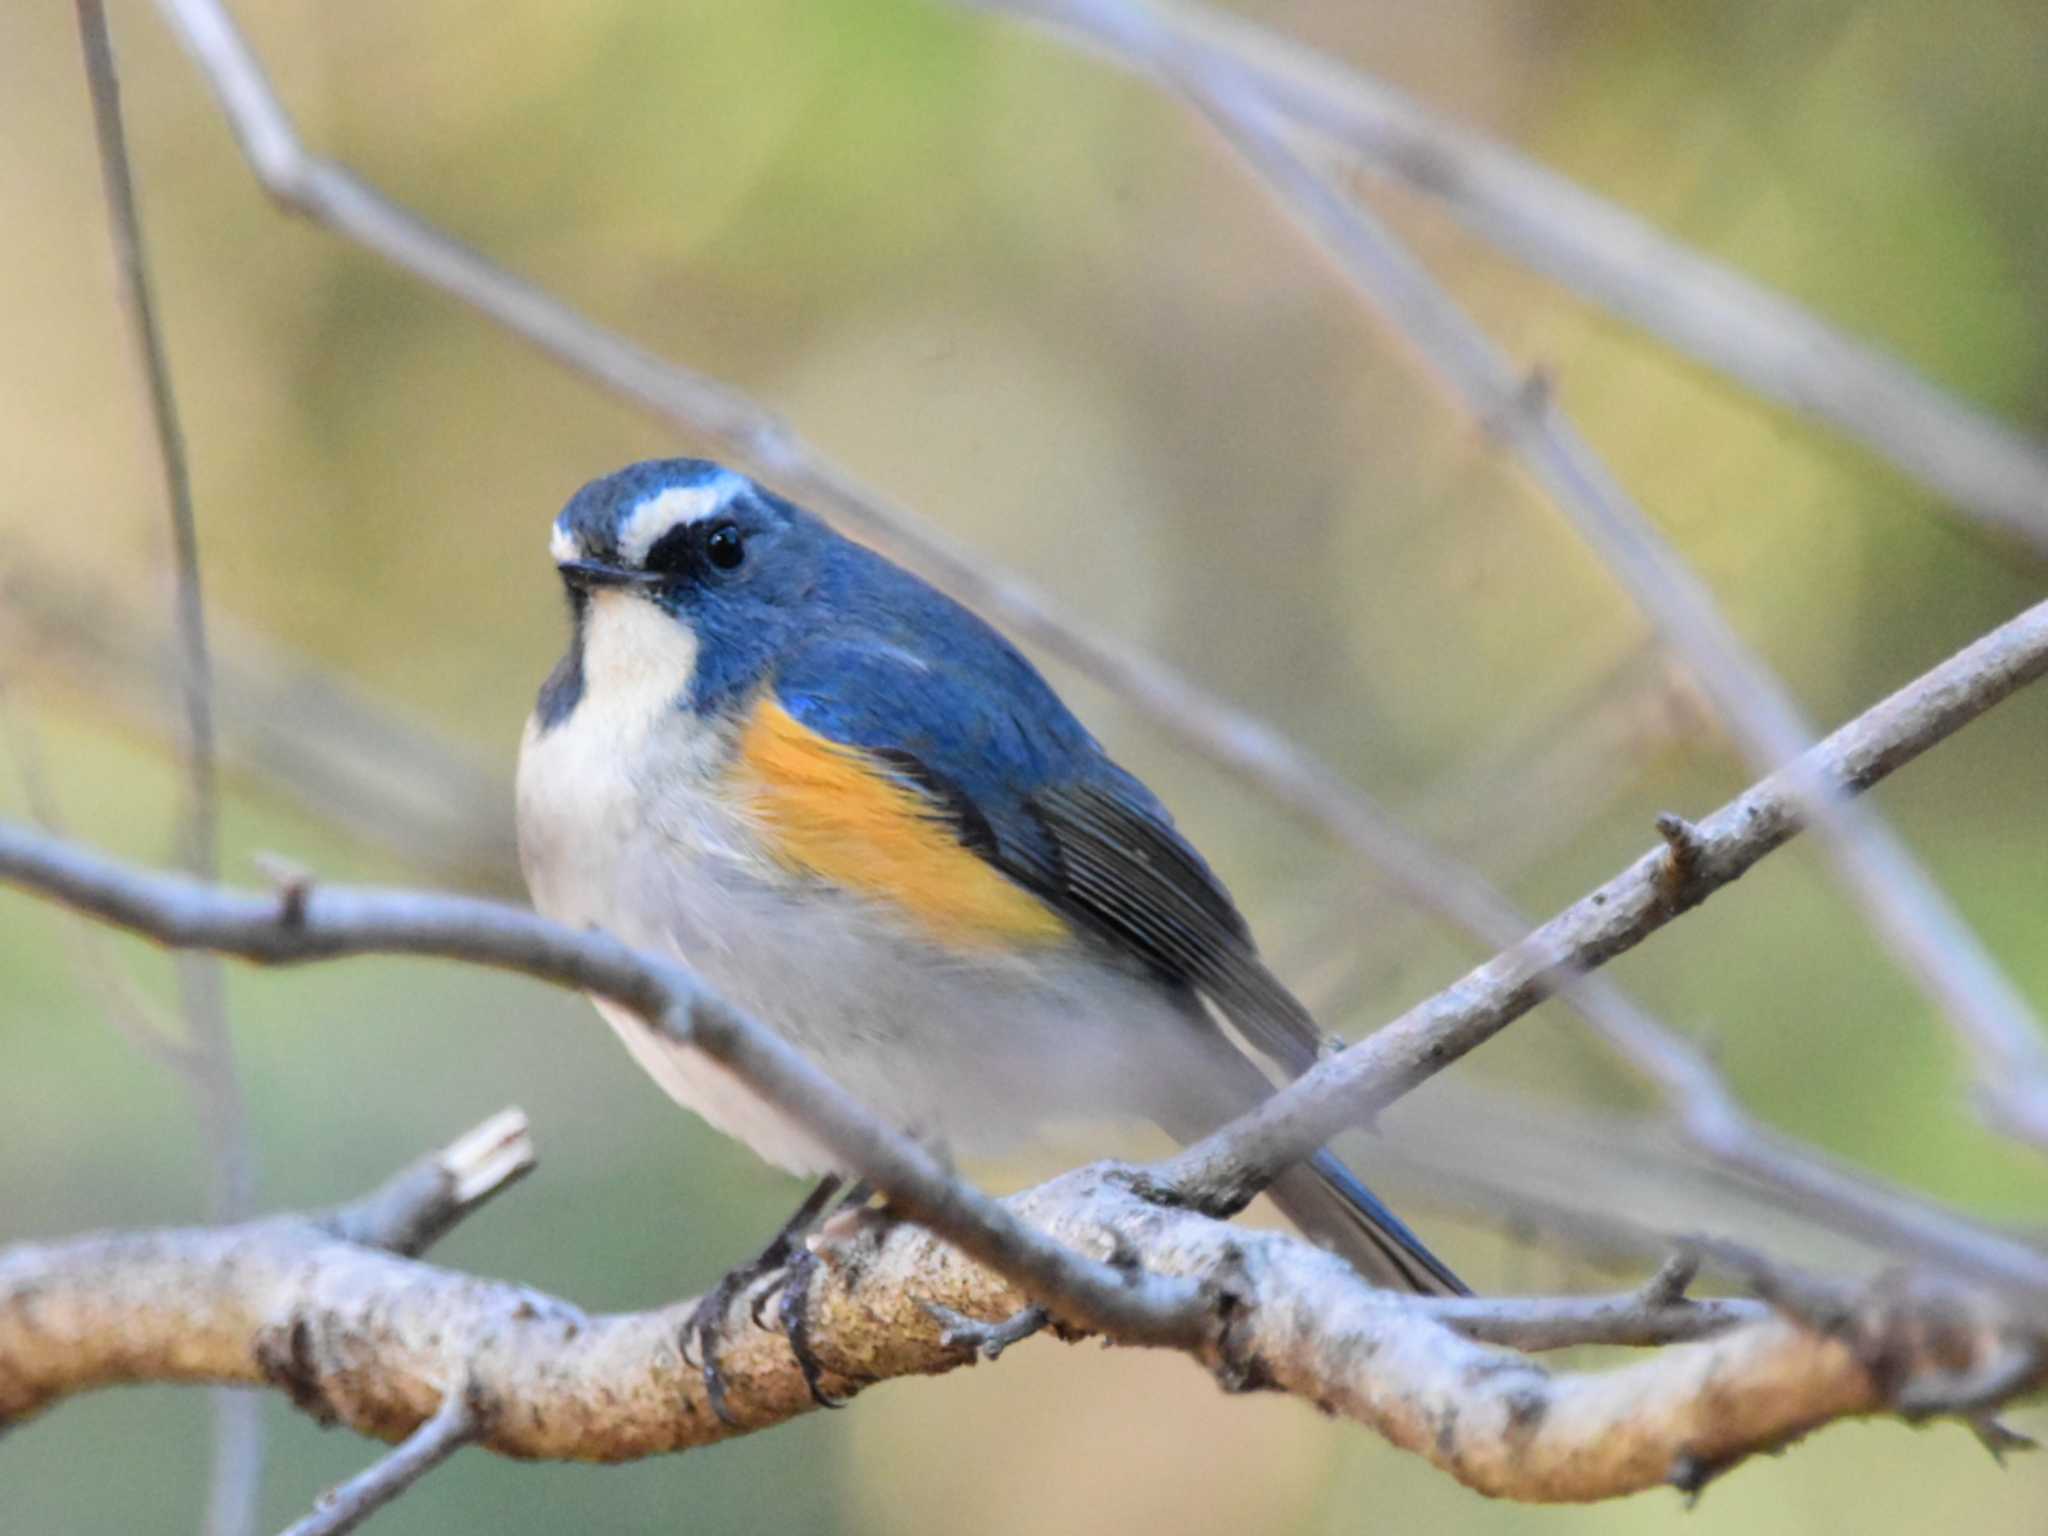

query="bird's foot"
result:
[681,1174,846,1426]
[752,1246,844,1408]
[751,1180,882,1409]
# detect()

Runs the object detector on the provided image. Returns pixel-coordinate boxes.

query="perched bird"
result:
[517,459,1464,1406]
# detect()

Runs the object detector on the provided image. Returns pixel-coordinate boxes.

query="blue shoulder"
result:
[775,631,1090,811]
[770,551,1190,872]
[772,543,1102,802]
[769,538,1232,895]
[765,538,1309,1064]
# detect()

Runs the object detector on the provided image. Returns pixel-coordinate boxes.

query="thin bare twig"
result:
[970,0,2048,555]
[139,0,1563,955]
[1415,1290,1764,1351]
[921,1301,1050,1360]
[136,0,2033,1290]
[6,602,2047,1308]
[278,1381,482,1536]
[327,1107,537,1257]
[73,4,259,1529]
[1367,1081,2027,1286]
[1160,598,2048,1299]
[78,0,253,1202]
[0,820,1208,1350]
[293,1113,526,1536]
[0,682,196,1073]
[994,0,2048,1155]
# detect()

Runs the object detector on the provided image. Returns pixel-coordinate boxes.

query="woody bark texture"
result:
[2,1157,2030,1501]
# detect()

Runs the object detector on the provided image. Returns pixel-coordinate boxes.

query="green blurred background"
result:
[4,0,2046,1530]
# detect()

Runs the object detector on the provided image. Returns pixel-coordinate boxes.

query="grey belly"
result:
[570,840,1216,1176]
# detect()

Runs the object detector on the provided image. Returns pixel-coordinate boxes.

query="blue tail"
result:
[1270,1149,1468,1296]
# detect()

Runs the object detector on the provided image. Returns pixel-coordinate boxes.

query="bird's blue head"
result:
[537,458,833,730]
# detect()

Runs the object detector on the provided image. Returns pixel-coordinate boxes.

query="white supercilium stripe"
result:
[616,477,744,565]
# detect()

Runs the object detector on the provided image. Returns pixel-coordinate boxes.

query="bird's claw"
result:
[684,1263,768,1427]
[677,1173,852,1424]
[774,1247,846,1409]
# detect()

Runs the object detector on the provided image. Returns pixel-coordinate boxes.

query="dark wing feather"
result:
[1023,780,1334,1076]
[776,632,1331,1072]
[775,627,1466,1295]
[865,748,1004,864]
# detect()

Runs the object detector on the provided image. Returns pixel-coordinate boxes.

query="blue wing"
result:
[773,602,1468,1295]
[772,625,1331,1074]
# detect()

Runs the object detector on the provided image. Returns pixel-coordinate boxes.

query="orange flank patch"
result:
[735,699,1068,949]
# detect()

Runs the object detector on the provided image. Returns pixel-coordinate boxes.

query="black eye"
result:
[703,521,745,571]
[643,524,694,576]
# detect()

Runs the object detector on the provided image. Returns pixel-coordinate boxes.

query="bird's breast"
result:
[516,591,766,935]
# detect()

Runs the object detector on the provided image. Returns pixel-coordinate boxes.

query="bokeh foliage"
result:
[2,0,2045,1530]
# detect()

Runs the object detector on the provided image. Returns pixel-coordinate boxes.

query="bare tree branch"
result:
[140,0,2029,1287]
[987,0,2048,1157]
[969,0,2048,555]
[277,1382,481,1536]
[4,598,2046,1312]
[138,0,1601,957]
[0,823,1208,1350]
[274,1114,520,1534]
[329,1107,537,1257]
[1380,1079,2043,1300]
[0,683,200,1075]
[1161,597,2048,1297]
[12,568,1999,1291]
[1415,1289,1766,1351]
[74,0,243,1119]
[0,571,517,890]
[16,1,2026,1519]
[3,595,2044,1503]
[2,1147,2034,1504]
[73,3,260,1527]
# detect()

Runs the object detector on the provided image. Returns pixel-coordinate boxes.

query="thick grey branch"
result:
[3,1157,2026,1503]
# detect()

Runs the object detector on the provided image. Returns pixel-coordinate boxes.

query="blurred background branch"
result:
[72,4,262,1531]
[989,0,2048,1156]
[0,569,516,890]
[141,0,2048,1290]
[971,0,2048,556]
[1162,597,2048,1297]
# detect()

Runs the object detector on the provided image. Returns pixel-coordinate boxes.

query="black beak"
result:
[557,559,660,592]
